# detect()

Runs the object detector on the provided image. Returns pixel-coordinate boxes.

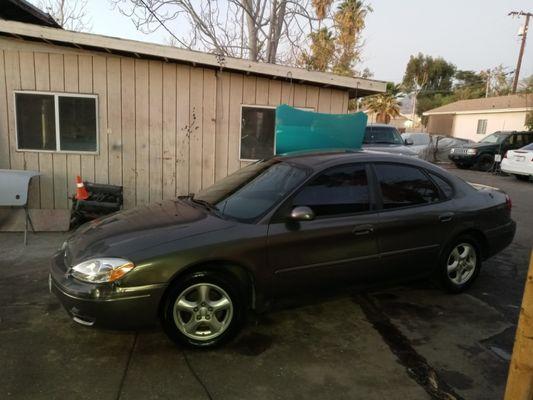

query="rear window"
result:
[428,172,454,199]
[364,126,403,145]
[374,164,441,209]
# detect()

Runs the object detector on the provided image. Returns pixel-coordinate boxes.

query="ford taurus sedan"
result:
[50,151,516,347]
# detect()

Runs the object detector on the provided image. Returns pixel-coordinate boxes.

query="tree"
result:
[479,65,513,97]
[363,82,402,123]
[38,0,91,31]
[402,53,456,122]
[299,28,335,71]
[453,70,485,100]
[113,0,330,64]
[526,111,533,131]
[332,0,372,76]
[299,0,371,77]
[114,0,371,75]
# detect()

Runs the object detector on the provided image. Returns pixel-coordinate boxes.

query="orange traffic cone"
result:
[75,176,89,200]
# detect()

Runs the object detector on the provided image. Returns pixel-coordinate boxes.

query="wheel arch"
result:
[445,228,489,260]
[158,259,257,317]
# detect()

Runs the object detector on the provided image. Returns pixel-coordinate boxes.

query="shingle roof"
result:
[0,0,61,28]
[423,94,532,115]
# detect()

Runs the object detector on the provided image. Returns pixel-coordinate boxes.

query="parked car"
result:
[401,132,473,161]
[363,124,418,157]
[50,151,516,348]
[449,131,533,171]
[501,142,533,181]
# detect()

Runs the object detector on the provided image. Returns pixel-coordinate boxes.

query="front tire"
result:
[440,237,481,293]
[161,272,245,348]
[475,154,494,171]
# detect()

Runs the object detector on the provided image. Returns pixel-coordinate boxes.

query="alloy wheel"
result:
[173,283,233,341]
[446,243,477,285]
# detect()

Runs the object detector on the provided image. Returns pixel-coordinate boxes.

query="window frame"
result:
[426,170,455,200]
[271,162,377,222]
[370,162,447,212]
[14,90,99,155]
[239,104,314,162]
[476,119,487,135]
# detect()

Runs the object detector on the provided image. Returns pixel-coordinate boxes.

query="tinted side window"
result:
[293,164,370,217]
[374,164,440,209]
[428,172,453,199]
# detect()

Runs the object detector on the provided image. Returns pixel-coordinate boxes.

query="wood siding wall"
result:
[0,39,349,214]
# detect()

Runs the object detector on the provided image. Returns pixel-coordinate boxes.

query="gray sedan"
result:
[50,151,516,347]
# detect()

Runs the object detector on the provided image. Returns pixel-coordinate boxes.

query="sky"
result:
[33,0,533,84]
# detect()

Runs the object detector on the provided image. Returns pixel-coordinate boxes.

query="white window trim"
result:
[239,104,314,162]
[476,119,487,135]
[14,90,99,155]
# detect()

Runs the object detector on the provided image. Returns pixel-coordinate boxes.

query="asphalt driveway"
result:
[0,165,531,400]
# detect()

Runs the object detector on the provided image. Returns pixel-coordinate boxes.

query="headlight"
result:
[466,148,477,155]
[71,258,135,283]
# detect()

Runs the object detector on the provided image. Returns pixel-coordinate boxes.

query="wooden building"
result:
[0,18,385,230]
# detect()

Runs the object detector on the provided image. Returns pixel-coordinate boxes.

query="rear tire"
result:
[475,154,494,171]
[161,271,245,348]
[440,236,481,293]
[515,174,530,181]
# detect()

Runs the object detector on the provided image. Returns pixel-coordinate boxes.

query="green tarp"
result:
[274,104,367,155]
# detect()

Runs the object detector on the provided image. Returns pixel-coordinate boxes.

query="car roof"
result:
[366,123,397,129]
[273,149,435,170]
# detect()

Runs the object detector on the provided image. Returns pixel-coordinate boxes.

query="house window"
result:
[15,91,98,153]
[476,119,487,135]
[240,106,276,160]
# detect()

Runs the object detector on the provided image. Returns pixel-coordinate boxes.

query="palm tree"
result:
[363,94,401,124]
[333,0,372,76]
[300,28,335,72]
[312,0,334,21]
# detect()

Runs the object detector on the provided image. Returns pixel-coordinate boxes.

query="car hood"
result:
[460,142,497,150]
[66,200,233,265]
[362,143,418,157]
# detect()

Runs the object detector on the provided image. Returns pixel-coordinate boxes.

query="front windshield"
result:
[364,126,404,145]
[195,159,309,222]
[480,133,507,144]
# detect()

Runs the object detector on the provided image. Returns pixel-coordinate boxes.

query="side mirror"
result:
[404,138,414,146]
[289,206,315,221]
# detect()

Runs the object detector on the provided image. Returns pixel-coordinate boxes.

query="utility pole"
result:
[509,11,532,93]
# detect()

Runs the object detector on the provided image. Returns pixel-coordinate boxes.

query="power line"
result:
[509,10,532,93]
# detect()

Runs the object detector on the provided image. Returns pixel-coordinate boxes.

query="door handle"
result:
[439,212,454,223]
[352,224,374,236]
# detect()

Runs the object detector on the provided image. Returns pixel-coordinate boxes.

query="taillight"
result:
[505,194,512,211]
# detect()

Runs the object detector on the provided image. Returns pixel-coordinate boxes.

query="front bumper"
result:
[49,251,167,329]
[448,153,476,166]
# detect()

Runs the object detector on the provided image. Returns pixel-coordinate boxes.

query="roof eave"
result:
[0,19,386,97]
[424,107,532,116]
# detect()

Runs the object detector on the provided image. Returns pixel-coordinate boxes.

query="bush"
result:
[526,110,533,131]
